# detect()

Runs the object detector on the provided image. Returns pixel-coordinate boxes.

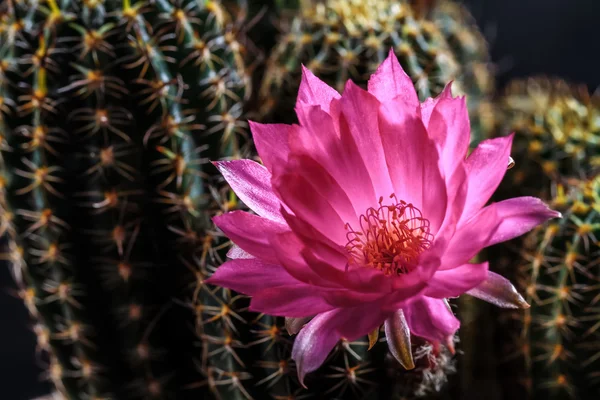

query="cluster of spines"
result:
[0,0,111,397]
[258,0,461,119]
[0,0,253,398]
[493,78,600,400]
[508,177,600,399]
[63,1,179,398]
[500,77,600,190]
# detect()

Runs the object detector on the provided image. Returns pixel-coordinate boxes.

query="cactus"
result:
[257,0,495,145]
[508,177,600,400]
[500,77,600,195]
[0,0,252,398]
[491,78,600,400]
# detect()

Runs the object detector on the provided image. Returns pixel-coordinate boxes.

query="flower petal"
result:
[250,285,336,317]
[378,97,447,231]
[462,135,514,222]
[226,245,253,259]
[339,80,394,199]
[297,65,341,113]
[402,297,460,344]
[439,198,499,270]
[290,104,377,218]
[214,159,285,223]
[483,197,562,247]
[249,121,294,172]
[272,170,349,245]
[270,231,342,288]
[420,83,453,127]
[206,258,300,295]
[467,271,530,309]
[213,211,288,264]
[384,310,415,370]
[282,153,358,224]
[425,262,489,298]
[425,91,470,179]
[293,311,343,387]
[367,48,419,107]
[293,306,389,385]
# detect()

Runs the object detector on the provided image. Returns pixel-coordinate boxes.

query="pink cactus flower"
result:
[206,50,560,385]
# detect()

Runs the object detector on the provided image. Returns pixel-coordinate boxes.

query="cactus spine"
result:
[0,0,251,398]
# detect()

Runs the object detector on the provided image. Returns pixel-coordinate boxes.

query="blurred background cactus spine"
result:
[258,0,495,145]
[490,78,600,400]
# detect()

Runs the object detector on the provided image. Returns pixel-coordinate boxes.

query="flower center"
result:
[345,194,433,276]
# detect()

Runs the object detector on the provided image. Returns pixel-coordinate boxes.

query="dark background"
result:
[2,0,600,398]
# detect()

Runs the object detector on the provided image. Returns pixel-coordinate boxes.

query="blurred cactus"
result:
[492,78,600,400]
[257,0,495,145]
[511,177,600,400]
[500,78,600,194]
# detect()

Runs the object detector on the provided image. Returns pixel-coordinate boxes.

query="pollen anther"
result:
[345,194,433,276]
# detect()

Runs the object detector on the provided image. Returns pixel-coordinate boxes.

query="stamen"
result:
[345,194,433,276]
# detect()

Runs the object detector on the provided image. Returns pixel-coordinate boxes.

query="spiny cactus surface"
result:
[0,0,252,398]
[509,177,600,400]
[500,78,600,193]
[257,0,495,145]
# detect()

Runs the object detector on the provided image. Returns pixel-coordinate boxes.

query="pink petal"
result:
[367,49,419,107]
[439,204,500,270]
[250,285,336,317]
[420,83,453,127]
[282,154,358,223]
[378,97,447,232]
[441,197,559,270]
[297,65,341,113]
[432,162,468,249]
[425,91,471,179]
[292,311,343,386]
[206,258,300,295]
[339,81,394,199]
[213,211,289,264]
[226,245,253,259]
[249,121,294,172]
[425,262,489,298]
[270,231,343,289]
[402,297,460,344]
[299,242,392,294]
[467,271,530,309]
[290,104,377,218]
[320,289,389,308]
[300,239,430,305]
[462,135,514,222]
[214,159,285,223]
[483,197,561,247]
[272,170,349,245]
[293,306,390,385]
